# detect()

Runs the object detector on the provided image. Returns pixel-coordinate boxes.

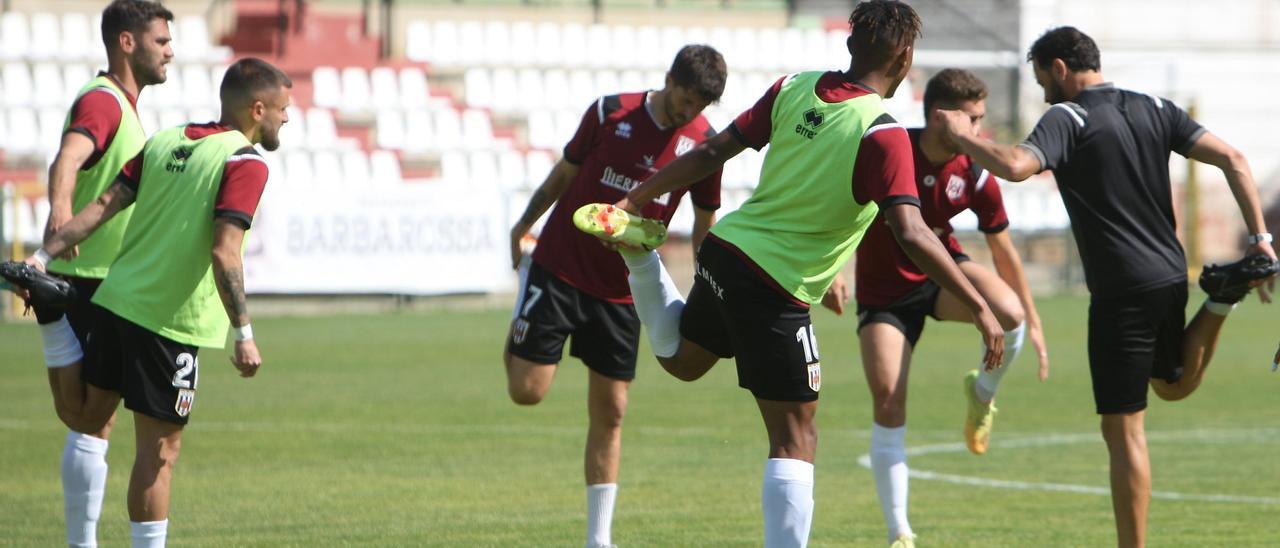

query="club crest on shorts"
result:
[807,362,822,392]
[175,389,196,417]
[512,318,531,345]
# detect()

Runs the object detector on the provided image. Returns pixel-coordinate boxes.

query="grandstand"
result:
[2,0,1277,303]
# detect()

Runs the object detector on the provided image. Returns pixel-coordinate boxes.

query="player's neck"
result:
[843,69,889,98]
[918,128,956,166]
[105,57,143,100]
[218,113,256,141]
[1063,71,1106,101]
[645,90,672,130]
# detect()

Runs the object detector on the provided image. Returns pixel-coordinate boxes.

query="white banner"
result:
[244,183,509,295]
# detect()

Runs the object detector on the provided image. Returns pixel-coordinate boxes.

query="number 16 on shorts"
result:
[797,324,821,392]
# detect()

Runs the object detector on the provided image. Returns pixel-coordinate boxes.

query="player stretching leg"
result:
[934,27,1276,548]
[825,69,1049,547]
[578,3,1004,546]
[504,46,726,548]
[2,58,289,547]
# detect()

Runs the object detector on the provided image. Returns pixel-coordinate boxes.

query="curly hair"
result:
[847,0,922,67]
[1027,26,1101,72]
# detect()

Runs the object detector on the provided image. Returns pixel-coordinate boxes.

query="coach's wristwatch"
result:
[1247,232,1273,245]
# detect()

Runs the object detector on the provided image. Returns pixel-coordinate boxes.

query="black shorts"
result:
[506,261,641,380]
[63,276,103,347]
[82,307,201,425]
[1087,282,1188,415]
[856,280,943,347]
[680,238,822,402]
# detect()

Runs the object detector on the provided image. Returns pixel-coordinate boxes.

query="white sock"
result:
[129,520,167,548]
[63,431,109,548]
[41,317,83,368]
[869,423,911,542]
[1204,299,1236,316]
[622,251,684,358]
[975,321,1025,402]
[761,458,814,548]
[585,483,617,548]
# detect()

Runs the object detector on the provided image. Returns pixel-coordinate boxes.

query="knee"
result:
[995,299,1026,331]
[591,401,626,430]
[870,395,907,427]
[659,357,710,382]
[1149,379,1188,402]
[508,385,545,406]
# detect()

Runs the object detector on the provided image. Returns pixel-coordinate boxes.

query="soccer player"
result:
[577,3,1004,546]
[833,68,1049,546]
[2,57,289,547]
[504,45,725,548]
[933,27,1276,548]
[34,1,173,546]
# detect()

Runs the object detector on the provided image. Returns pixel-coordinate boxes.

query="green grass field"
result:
[2,294,1278,546]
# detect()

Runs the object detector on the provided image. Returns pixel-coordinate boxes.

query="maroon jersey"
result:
[855,128,1009,306]
[533,92,722,303]
[66,72,139,170]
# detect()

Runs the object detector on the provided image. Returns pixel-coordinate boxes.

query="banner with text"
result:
[244,184,510,295]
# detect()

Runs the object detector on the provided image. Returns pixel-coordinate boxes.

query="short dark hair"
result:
[923,68,988,114]
[668,44,727,103]
[219,58,293,107]
[847,0,922,67]
[1027,26,1101,72]
[100,0,174,52]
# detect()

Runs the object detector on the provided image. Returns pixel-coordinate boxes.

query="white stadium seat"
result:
[542,69,570,110]
[60,13,92,61]
[404,21,430,62]
[403,109,433,153]
[635,26,661,69]
[554,110,581,146]
[144,66,183,109]
[0,109,8,150]
[468,151,499,187]
[620,70,645,93]
[756,28,781,72]
[567,70,595,109]
[3,62,33,107]
[516,69,545,111]
[38,107,64,156]
[158,108,186,131]
[137,107,158,135]
[339,66,371,113]
[536,22,565,68]
[341,149,372,187]
[62,64,91,99]
[1,13,30,60]
[732,27,758,70]
[305,108,338,149]
[177,17,213,62]
[433,108,464,151]
[606,25,635,69]
[28,13,60,61]
[464,68,493,109]
[461,108,494,149]
[399,67,430,109]
[284,151,314,188]
[525,109,558,150]
[457,21,485,67]
[182,64,215,109]
[369,150,402,186]
[562,23,590,67]
[489,68,518,113]
[32,62,64,107]
[370,67,399,107]
[594,70,620,100]
[312,150,342,187]
[483,21,511,66]
[188,107,216,125]
[524,150,554,188]
[375,109,406,150]
[509,21,537,67]
[277,106,306,150]
[429,20,460,66]
[311,66,341,109]
[497,149,526,190]
[440,151,469,184]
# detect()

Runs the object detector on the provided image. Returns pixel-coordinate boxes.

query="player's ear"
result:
[1052,58,1070,81]
[118,31,135,55]
[251,100,265,122]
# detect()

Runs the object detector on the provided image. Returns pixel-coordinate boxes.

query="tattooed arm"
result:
[509,159,580,269]
[212,218,261,377]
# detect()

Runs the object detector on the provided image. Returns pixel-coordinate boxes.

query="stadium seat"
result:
[440,150,469,185]
[144,67,183,109]
[28,13,60,61]
[369,150,402,186]
[137,107,159,135]
[259,150,286,190]
[430,108,461,151]
[399,67,430,109]
[594,70,620,100]
[524,150,554,188]
[468,151,499,187]
[312,150,342,187]
[32,62,64,107]
[158,109,186,131]
[660,26,685,66]
[457,21,485,67]
[635,26,661,69]
[339,67,372,113]
[483,21,511,66]
[804,29,828,71]
[375,109,406,150]
[60,13,92,61]
[526,109,558,150]
[536,22,564,68]
[341,149,372,187]
[567,70,596,108]
[182,64,215,109]
[464,68,493,109]
[461,108,494,149]
[15,197,38,244]
[732,27,759,70]
[0,109,7,150]
[61,64,91,99]
[177,17,213,62]
[586,24,614,68]
[542,69,570,110]
[607,25,636,69]
[284,151,314,188]
[489,68,518,113]
[403,109,433,153]
[2,62,33,107]
[554,110,581,146]
[0,12,29,60]
[708,26,736,68]
[404,21,430,62]
[562,23,590,67]
[780,28,805,72]
[38,107,64,157]
[620,70,645,93]
[188,107,216,125]
[516,68,545,111]
[370,67,399,108]
[497,149,525,190]
[305,108,338,149]
[311,66,341,109]
[429,20,460,66]
[827,30,848,70]
[756,28,781,72]
[509,21,537,67]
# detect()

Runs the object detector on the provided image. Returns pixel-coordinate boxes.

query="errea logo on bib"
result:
[166,147,192,173]
[795,108,824,140]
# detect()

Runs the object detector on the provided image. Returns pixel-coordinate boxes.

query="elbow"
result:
[210,247,238,270]
[893,223,930,253]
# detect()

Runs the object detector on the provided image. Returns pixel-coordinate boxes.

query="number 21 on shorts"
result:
[173,352,199,418]
[797,324,821,392]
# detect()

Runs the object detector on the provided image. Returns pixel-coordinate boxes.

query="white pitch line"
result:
[856,429,1280,505]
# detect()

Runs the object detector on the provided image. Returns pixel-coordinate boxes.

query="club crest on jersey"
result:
[795,108,824,140]
[945,174,966,202]
[512,318,530,345]
[807,362,822,392]
[175,389,195,417]
[674,135,696,156]
[615,122,632,139]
